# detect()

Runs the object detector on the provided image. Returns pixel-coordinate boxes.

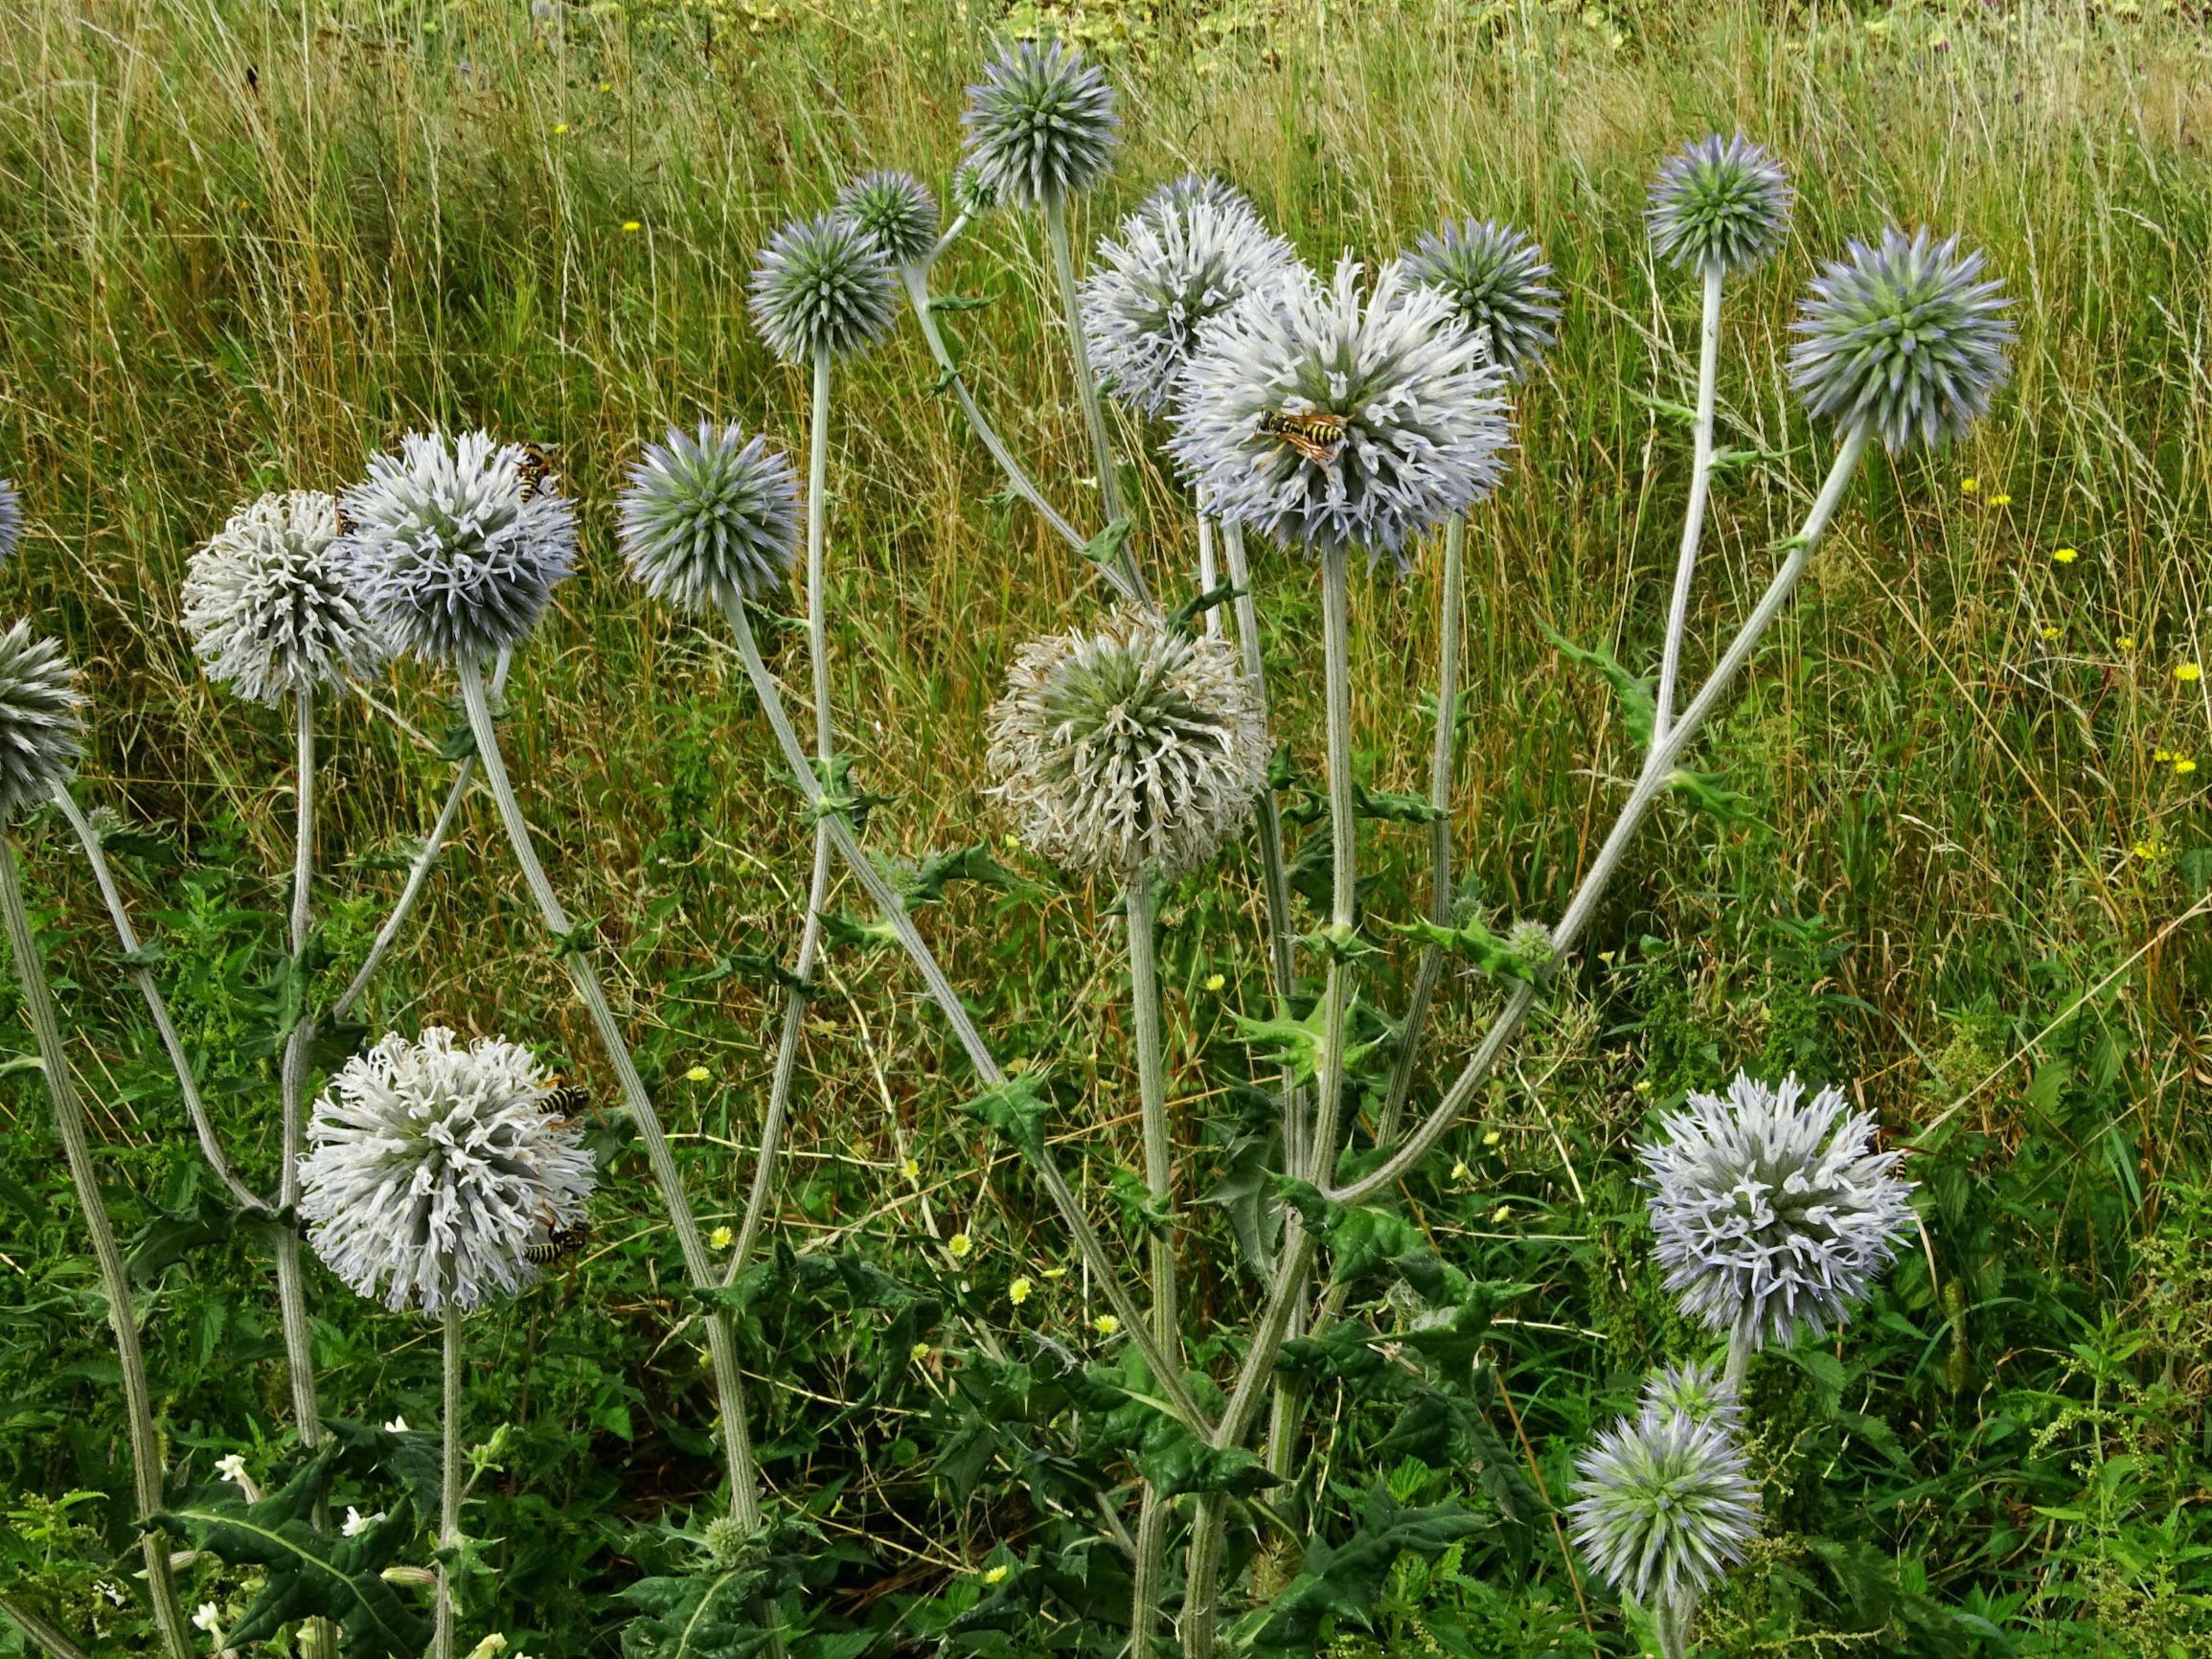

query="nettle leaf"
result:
[324,1418,448,1522]
[1543,625,1655,751]
[1202,1126,1284,1278]
[1243,1482,1487,1649]
[955,1074,1054,1165]
[901,844,1026,909]
[1395,915,1545,985]
[153,1451,431,1658]
[620,1565,773,1659]
[1380,1386,1544,1526]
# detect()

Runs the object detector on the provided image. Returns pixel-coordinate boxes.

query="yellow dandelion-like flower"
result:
[622,220,643,233]
[2133,840,2168,860]
[2154,749,2175,762]
[901,1157,920,1181]
[1204,972,1226,992]
[2177,664,2202,683]
[982,1564,1010,1586]
[1009,1276,1033,1307]
[1093,1313,1120,1336]
[2051,547,2078,564]
[1989,492,2012,508]
[948,1232,973,1259]
[709,1225,734,1251]
[599,81,613,93]
[1481,1129,1502,1147]
[2177,759,2199,777]
[685,1065,711,1082]
[1493,1205,1513,1223]
[1041,1265,1069,1280]
[2118,636,2137,650]
[910,1342,932,1363]
[1959,477,1978,494]
[554,124,570,135]
[2041,626,2061,642]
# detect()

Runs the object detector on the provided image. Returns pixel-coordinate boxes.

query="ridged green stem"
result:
[1305,547,1358,1187]
[433,1300,462,1659]
[0,1597,93,1659]
[1653,264,1726,744]
[0,835,193,1659]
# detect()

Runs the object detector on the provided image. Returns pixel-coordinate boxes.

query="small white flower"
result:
[384,1415,410,1433]
[341,1505,388,1536]
[182,490,387,704]
[192,1602,223,1635]
[298,1027,597,1314]
[214,1452,249,1486]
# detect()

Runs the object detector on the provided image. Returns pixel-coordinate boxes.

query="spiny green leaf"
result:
[1351,783,1447,825]
[1231,1004,1380,1086]
[1080,517,1134,573]
[1166,580,1247,639]
[619,1564,773,1659]
[954,1073,1054,1166]
[901,844,1025,909]
[1542,625,1656,750]
[818,909,899,952]
[1395,916,1546,984]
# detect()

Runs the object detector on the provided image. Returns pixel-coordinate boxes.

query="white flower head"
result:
[1082,184,1297,416]
[1570,1406,1759,1607]
[215,1453,249,1486]
[340,431,577,666]
[0,622,84,823]
[299,1027,597,1315]
[192,1603,223,1636]
[182,490,388,705]
[383,1416,410,1434]
[1169,255,1512,568]
[1640,1071,1915,1351]
[0,479,21,566]
[985,610,1268,881]
[341,1505,388,1536]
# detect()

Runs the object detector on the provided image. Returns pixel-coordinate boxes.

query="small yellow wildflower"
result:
[2178,664,2203,683]
[1204,972,1226,992]
[2118,637,2137,650]
[1959,476,1978,494]
[2041,626,2061,642]
[599,81,613,93]
[708,1225,734,1251]
[1009,1277,1033,1307]
[1003,831,1022,851]
[2177,759,2199,777]
[947,1232,973,1260]
[1450,1160,1470,1181]
[1093,1314,1120,1336]
[982,1565,1010,1586]
[2051,547,2078,564]
[1041,1265,1069,1279]
[1492,1205,1513,1224]
[553,124,570,135]
[685,1065,711,1082]
[1989,492,2013,508]
[910,1342,931,1363]
[2134,840,2169,860]
[621,220,642,233]
[901,1157,920,1181]
[1481,1129,1502,1147]
[2154,749,2176,763]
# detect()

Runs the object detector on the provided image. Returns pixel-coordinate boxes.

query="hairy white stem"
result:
[1125,871,1179,1652]
[274,690,323,1447]
[433,1301,462,1659]
[1653,264,1725,744]
[1305,546,1359,1186]
[1195,509,1220,638]
[1041,191,1132,569]
[0,836,193,1659]
[0,1597,93,1659]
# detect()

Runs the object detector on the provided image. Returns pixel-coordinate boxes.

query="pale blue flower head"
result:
[1082,184,1296,415]
[0,480,20,566]
[1140,172,1254,219]
[1402,218,1561,378]
[0,621,83,822]
[748,212,898,365]
[1640,1071,1915,1352]
[1570,1406,1758,1607]
[962,38,1119,210]
[1648,133,1792,277]
[1789,226,2014,451]
[1168,255,1512,568]
[618,422,801,614]
[340,430,578,666]
[836,170,941,267]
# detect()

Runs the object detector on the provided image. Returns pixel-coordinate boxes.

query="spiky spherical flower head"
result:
[702,1513,749,1569]
[0,480,20,566]
[952,158,1001,219]
[1648,133,1793,278]
[340,430,577,667]
[1641,1360,1743,1431]
[961,38,1119,210]
[747,211,898,366]
[1570,1407,1759,1607]
[1169,255,1512,567]
[836,170,941,267]
[618,422,801,614]
[182,491,388,706]
[298,1027,596,1316]
[1140,172,1254,220]
[0,622,83,822]
[1081,188,1296,415]
[1402,218,1562,379]
[985,610,1267,881]
[1789,227,2015,452]
[1641,1071,1915,1352]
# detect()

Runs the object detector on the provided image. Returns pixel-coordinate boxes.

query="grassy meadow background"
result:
[3,0,2212,1651]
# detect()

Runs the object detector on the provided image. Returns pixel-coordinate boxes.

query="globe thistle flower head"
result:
[952,158,1001,220]
[298,1027,596,1315]
[749,212,897,365]
[1139,172,1255,221]
[0,480,20,566]
[985,610,1267,881]
[1641,1359,1743,1432]
[1570,1406,1758,1606]
[1081,189,1297,415]
[1640,1071,1915,1351]
[618,422,801,614]
[182,490,388,705]
[961,38,1120,210]
[1402,218,1562,379]
[1169,255,1512,568]
[1789,226,2015,451]
[1648,132,1793,277]
[835,170,941,267]
[340,430,577,667]
[0,622,83,822]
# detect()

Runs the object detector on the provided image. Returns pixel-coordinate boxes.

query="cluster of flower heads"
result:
[297,1027,596,1315]
[1402,218,1561,379]
[617,422,802,615]
[0,621,83,823]
[1170,255,1512,565]
[340,430,578,666]
[748,211,899,365]
[1570,1389,1759,1609]
[985,609,1267,880]
[182,490,388,705]
[1641,1071,1915,1352]
[1081,175,1298,416]
[961,37,1119,210]
[1648,132,1793,278]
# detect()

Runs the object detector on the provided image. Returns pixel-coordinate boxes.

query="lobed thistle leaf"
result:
[617,421,802,614]
[1640,1071,1916,1352]
[1402,217,1562,378]
[1788,225,2015,451]
[835,170,941,267]
[0,479,20,566]
[748,211,898,365]
[182,490,389,705]
[0,621,82,821]
[985,609,1268,880]
[1569,1406,1759,1607]
[340,430,578,666]
[1169,255,1512,567]
[1647,132,1793,277]
[1081,180,1297,415]
[298,1027,597,1315]
[961,38,1119,210]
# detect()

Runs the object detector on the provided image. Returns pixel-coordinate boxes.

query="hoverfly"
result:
[333,502,359,537]
[540,1072,592,1130]
[525,1216,591,1267]
[514,442,557,501]
[1257,408,1347,468]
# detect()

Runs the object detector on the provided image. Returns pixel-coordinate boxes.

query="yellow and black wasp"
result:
[525,1214,592,1267]
[1257,408,1348,468]
[514,442,557,501]
[540,1071,592,1128]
